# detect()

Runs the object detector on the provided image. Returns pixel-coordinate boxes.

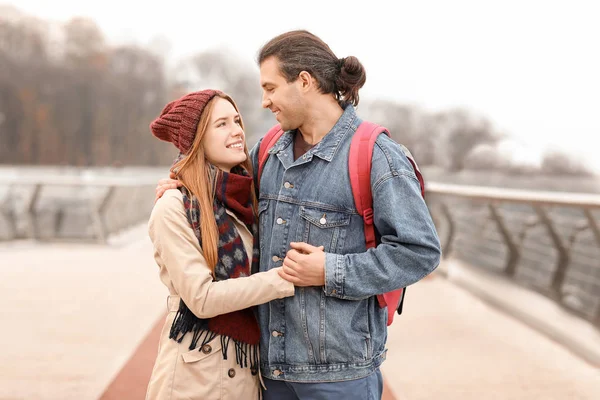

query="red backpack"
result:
[257,121,425,326]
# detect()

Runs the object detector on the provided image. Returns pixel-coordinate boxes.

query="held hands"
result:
[155,170,182,203]
[278,242,326,287]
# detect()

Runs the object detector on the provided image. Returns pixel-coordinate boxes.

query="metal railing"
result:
[2,174,599,327]
[426,182,600,327]
[0,176,157,243]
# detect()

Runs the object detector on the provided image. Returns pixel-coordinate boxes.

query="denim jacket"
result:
[250,105,441,382]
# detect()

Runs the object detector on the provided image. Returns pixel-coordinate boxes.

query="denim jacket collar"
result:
[269,105,358,162]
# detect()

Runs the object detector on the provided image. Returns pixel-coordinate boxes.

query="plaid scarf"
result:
[169,164,260,373]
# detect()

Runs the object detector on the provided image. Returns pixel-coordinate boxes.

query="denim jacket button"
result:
[284,182,293,189]
[331,289,337,295]
[272,255,281,262]
[272,330,283,337]
[273,369,283,377]
[276,217,285,225]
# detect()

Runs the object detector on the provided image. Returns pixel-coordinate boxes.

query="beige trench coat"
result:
[145,189,294,400]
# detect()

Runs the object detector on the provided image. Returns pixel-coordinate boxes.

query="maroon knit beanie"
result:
[150,89,222,154]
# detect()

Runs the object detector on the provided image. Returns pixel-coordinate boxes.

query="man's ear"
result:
[298,71,313,92]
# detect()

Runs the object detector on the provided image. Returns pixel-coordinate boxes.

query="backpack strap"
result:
[349,121,425,322]
[349,122,391,312]
[257,124,285,190]
[349,121,386,249]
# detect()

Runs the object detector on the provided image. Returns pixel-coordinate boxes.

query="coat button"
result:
[284,182,293,189]
[228,368,236,378]
[276,217,285,225]
[272,255,281,262]
[273,369,282,377]
[272,330,283,337]
[201,344,212,354]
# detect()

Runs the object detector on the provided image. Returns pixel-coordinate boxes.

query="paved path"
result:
[381,275,600,400]
[1,229,598,399]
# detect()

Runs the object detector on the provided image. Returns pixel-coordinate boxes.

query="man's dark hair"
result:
[258,30,367,107]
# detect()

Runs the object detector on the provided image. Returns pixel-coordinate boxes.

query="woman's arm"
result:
[149,190,294,318]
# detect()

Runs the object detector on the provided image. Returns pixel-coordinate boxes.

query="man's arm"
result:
[155,140,263,203]
[322,135,442,300]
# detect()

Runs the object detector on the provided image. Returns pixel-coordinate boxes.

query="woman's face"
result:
[202,97,247,172]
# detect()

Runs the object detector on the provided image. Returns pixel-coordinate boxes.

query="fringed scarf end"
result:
[168,300,210,348]
[169,299,259,373]
[220,336,259,374]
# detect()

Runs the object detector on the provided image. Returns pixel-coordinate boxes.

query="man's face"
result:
[260,56,305,131]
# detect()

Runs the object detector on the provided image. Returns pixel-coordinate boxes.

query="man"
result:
[156,30,441,400]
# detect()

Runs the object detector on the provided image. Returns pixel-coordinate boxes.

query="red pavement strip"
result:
[99,314,399,400]
[99,313,166,400]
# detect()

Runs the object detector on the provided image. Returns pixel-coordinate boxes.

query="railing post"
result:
[25,184,42,240]
[583,209,600,247]
[90,186,116,244]
[488,203,520,277]
[533,206,569,296]
[0,185,17,239]
[439,202,455,258]
[582,209,600,327]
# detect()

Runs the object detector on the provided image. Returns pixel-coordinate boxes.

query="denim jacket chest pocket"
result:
[297,206,352,254]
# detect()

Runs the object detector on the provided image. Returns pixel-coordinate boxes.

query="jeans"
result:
[262,368,384,400]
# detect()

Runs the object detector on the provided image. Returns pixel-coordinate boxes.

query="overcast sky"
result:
[8,0,600,171]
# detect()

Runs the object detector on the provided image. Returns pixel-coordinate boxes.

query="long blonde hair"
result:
[171,93,257,273]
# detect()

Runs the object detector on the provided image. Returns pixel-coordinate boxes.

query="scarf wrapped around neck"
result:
[169,161,260,374]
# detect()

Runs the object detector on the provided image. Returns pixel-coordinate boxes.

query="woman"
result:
[146,89,294,400]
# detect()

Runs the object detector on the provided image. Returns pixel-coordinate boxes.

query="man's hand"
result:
[279,242,326,286]
[155,171,182,203]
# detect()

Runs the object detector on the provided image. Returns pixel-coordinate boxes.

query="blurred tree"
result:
[0,10,50,164]
[180,50,269,144]
[360,102,504,171]
[0,8,172,166]
[107,45,170,165]
[1,6,591,177]
[362,100,420,149]
[541,150,592,176]
[463,143,509,171]
[63,17,106,68]
[436,108,503,172]
[361,100,439,166]
[61,17,107,165]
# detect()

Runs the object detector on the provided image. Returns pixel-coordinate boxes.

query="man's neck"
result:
[297,98,344,145]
